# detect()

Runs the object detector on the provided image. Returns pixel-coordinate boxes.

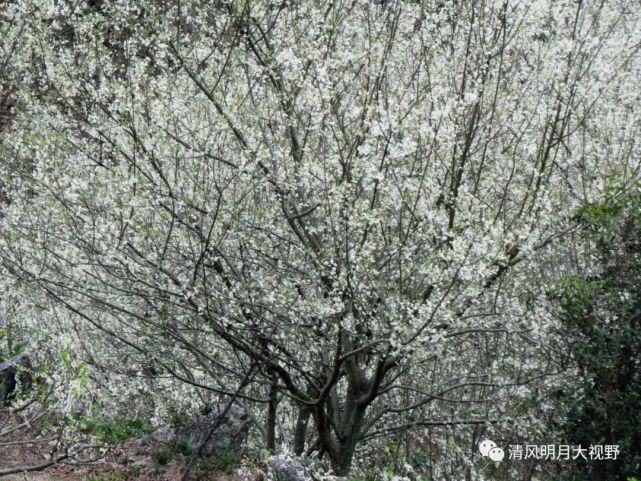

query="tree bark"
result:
[266,379,278,452]
[0,354,31,406]
[333,443,357,477]
[293,404,310,455]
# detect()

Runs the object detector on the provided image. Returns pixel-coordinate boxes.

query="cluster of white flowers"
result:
[1,0,639,476]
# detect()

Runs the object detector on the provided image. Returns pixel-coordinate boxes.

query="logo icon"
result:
[479,439,505,462]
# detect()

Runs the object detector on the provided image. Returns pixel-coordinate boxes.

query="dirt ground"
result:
[0,409,256,481]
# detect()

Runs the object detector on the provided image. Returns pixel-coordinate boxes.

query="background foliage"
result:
[553,187,641,480]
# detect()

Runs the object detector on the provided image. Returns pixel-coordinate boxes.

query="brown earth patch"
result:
[0,409,261,481]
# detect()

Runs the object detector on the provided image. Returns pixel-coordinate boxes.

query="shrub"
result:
[85,417,152,444]
[554,189,641,480]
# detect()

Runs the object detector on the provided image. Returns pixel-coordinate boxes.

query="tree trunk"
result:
[266,380,278,452]
[332,441,358,476]
[293,405,310,455]
[311,398,367,476]
[0,354,31,406]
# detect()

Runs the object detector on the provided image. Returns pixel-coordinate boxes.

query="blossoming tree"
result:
[1,0,640,474]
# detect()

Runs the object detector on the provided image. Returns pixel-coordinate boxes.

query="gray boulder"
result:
[175,404,250,455]
[148,426,177,443]
[267,455,308,481]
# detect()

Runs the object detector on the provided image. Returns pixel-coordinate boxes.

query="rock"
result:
[71,399,87,414]
[174,404,250,456]
[0,353,32,406]
[149,426,177,443]
[267,455,308,481]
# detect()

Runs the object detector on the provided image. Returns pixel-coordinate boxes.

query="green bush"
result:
[85,417,152,444]
[553,189,641,480]
[151,446,173,465]
[175,437,195,456]
[211,449,238,474]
